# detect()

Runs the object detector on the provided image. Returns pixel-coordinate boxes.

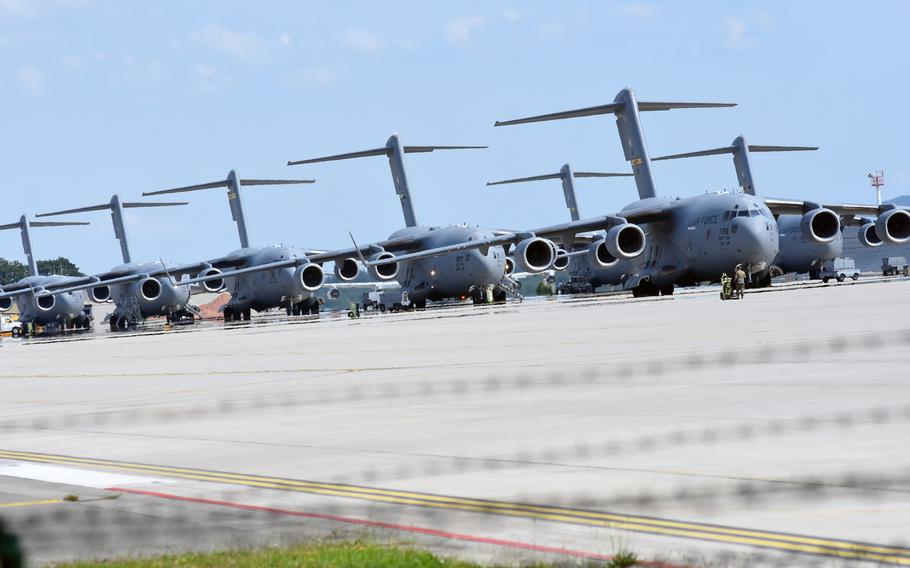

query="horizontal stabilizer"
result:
[36,202,187,217]
[288,145,486,166]
[0,220,89,230]
[747,145,819,153]
[495,101,735,127]
[143,179,314,196]
[487,171,630,186]
[654,145,817,161]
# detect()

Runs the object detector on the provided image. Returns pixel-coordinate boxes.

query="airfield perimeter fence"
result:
[1,327,909,567]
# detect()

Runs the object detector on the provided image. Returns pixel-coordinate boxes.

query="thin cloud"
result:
[725,16,756,49]
[445,16,487,47]
[17,65,46,95]
[279,33,292,47]
[342,29,382,53]
[614,2,658,19]
[193,24,263,62]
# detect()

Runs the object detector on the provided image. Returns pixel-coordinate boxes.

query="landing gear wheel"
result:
[659,284,675,296]
[492,288,507,303]
[822,277,830,284]
[117,317,129,331]
[242,308,251,321]
[310,301,320,315]
[410,299,426,310]
[291,303,301,316]
[109,315,119,332]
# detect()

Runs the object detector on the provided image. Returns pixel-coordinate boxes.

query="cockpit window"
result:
[750,209,760,217]
[738,210,750,217]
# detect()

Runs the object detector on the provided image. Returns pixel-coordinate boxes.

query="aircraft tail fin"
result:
[38,196,187,264]
[495,88,735,200]
[0,216,88,276]
[143,172,315,249]
[652,136,817,195]
[289,135,486,228]
[488,164,630,222]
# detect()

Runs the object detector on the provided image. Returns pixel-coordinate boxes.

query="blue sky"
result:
[2,1,908,274]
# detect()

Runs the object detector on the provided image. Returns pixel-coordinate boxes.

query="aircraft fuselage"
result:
[221,246,317,312]
[9,275,87,326]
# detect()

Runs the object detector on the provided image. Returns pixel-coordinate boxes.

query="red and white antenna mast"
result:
[868,170,884,206]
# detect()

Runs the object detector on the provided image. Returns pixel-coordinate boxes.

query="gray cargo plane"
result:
[288,134,646,307]
[34,195,197,330]
[494,88,779,296]
[142,171,329,320]
[488,165,639,290]
[651,135,910,279]
[0,215,91,331]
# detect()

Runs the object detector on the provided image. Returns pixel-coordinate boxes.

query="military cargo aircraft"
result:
[0,215,91,332]
[142,172,329,320]
[651,135,910,280]
[488,164,639,290]
[494,88,780,296]
[287,134,647,308]
[34,195,197,330]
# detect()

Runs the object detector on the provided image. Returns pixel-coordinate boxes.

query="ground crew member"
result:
[733,265,747,299]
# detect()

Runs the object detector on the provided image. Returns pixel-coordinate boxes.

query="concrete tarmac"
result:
[1,278,909,567]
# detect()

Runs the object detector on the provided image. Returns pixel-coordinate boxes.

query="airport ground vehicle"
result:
[818,257,860,283]
[882,256,907,276]
[1,315,23,337]
[557,276,594,295]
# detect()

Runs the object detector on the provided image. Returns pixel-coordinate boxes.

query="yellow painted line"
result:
[0,498,61,509]
[1,449,908,564]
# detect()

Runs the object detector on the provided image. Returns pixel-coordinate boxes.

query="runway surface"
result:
[1,278,908,567]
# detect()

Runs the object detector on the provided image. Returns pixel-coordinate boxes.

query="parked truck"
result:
[882,256,908,276]
[819,257,860,283]
[1,315,23,338]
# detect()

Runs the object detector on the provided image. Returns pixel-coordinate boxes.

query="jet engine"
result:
[0,297,13,312]
[552,248,570,271]
[604,224,647,259]
[512,237,555,273]
[504,257,515,276]
[35,293,56,312]
[294,263,325,292]
[90,285,111,303]
[139,277,162,302]
[588,239,618,268]
[333,258,360,282]
[799,208,840,244]
[875,208,910,244]
[858,222,882,247]
[197,268,225,293]
[368,252,399,281]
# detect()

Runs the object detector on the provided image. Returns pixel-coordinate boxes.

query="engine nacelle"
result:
[368,252,399,281]
[799,208,840,244]
[604,223,647,259]
[875,208,910,245]
[35,293,56,312]
[504,257,515,276]
[859,222,883,247]
[197,268,225,293]
[334,257,360,282]
[552,248,570,271]
[139,277,162,302]
[0,297,13,312]
[512,237,555,273]
[295,263,325,292]
[90,285,111,303]
[589,239,618,268]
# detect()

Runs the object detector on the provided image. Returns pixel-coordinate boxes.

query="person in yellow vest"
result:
[733,265,747,299]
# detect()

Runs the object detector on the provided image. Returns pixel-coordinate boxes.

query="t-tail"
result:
[288,134,486,228]
[36,195,187,264]
[487,164,631,222]
[0,215,89,277]
[651,135,818,195]
[143,171,315,248]
[495,88,736,201]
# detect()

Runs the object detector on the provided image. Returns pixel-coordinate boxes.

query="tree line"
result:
[0,257,84,285]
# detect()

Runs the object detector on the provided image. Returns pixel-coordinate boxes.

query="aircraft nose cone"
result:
[734,218,778,266]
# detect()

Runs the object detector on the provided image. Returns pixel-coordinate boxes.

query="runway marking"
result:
[2,450,908,565]
[107,487,683,568]
[0,498,61,509]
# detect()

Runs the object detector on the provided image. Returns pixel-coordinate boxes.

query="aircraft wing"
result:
[366,234,524,266]
[307,235,424,265]
[528,215,632,244]
[617,204,675,224]
[174,258,301,287]
[763,198,906,217]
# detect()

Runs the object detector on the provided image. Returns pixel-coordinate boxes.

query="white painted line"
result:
[0,462,172,489]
